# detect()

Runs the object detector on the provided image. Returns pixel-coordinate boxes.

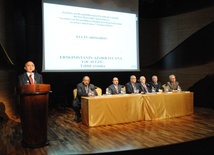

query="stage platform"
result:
[1,107,214,155]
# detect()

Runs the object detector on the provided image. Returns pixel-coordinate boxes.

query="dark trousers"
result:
[72,99,81,119]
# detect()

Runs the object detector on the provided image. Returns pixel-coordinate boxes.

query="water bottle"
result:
[108,89,111,95]
[152,87,155,93]
[133,86,137,93]
[177,86,181,92]
[121,88,125,94]
[165,85,169,92]
[91,90,95,96]
[88,89,92,96]
[106,88,109,95]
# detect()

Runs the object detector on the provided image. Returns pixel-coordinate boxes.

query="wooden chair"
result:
[162,84,166,92]
[73,88,77,99]
[95,86,102,96]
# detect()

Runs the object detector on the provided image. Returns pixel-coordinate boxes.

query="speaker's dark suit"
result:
[18,72,43,85]
[125,82,140,94]
[108,84,122,94]
[149,82,163,92]
[73,82,98,121]
[139,83,151,94]
[76,83,98,101]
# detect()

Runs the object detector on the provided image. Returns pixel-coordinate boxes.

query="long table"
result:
[81,92,193,127]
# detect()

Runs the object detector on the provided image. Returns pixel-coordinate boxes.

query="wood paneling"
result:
[0,0,18,122]
[140,6,214,66]
[0,70,19,122]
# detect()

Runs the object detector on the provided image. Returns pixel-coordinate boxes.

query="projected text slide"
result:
[43,3,138,71]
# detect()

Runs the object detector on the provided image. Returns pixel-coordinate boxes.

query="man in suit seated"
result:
[149,75,163,92]
[108,77,122,94]
[18,61,43,85]
[73,76,98,123]
[139,76,150,94]
[125,75,140,94]
[166,74,181,91]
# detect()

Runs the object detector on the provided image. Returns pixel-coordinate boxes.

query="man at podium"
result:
[18,61,43,85]
[17,61,50,148]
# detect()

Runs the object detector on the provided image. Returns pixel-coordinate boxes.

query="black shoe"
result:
[73,117,81,123]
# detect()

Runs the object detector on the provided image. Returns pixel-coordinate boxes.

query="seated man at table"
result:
[73,76,98,123]
[149,75,163,92]
[125,75,140,94]
[139,76,151,94]
[108,77,122,94]
[166,74,181,91]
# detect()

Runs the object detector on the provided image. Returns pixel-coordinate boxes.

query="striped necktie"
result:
[143,84,148,93]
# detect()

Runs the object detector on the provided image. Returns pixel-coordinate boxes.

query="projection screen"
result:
[42,0,139,72]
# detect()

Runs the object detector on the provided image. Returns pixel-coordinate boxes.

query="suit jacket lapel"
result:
[25,73,30,82]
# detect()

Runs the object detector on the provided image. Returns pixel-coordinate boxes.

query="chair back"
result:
[95,87,102,96]
[73,88,77,99]
[162,84,166,92]
[121,86,126,93]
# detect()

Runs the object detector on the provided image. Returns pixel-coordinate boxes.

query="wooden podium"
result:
[18,84,51,148]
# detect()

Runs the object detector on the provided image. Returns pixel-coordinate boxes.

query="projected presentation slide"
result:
[42,1,139,72]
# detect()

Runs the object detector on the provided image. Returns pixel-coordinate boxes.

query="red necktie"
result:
[29,74,34,84]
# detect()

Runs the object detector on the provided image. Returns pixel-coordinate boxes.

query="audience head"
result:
[82,76,90,86]
[169,74,176,83]
[139,76,146,84]
[24,61,35,73]
[152,75,158,83]
[130,75,137,83]
[112,77,119,85]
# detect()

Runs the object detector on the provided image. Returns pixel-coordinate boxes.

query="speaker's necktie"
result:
[85,86,89,93]
[132,83,136,91]
[143,84,148,93]
[29,74,34,84]
[115,85,118,93]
